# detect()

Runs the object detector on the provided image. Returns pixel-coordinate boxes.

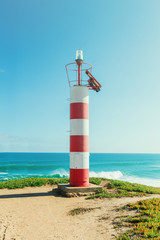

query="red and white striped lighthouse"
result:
[65,50,101,187]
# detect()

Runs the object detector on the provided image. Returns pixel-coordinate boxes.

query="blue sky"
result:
[0,0,160,153]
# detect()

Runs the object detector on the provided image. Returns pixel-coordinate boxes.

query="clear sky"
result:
[0,0,160,153]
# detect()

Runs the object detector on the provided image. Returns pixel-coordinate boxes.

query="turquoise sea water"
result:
[0,153,160,187]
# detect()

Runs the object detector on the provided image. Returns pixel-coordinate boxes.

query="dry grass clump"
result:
[69,207,101,216]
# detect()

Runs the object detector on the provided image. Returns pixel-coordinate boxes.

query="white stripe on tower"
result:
[70,119,89,136]
[70,86,89,187]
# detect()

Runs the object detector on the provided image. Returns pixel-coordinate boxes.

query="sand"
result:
[0,185,159,240]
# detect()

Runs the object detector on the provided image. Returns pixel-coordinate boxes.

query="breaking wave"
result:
[49,169,69,178]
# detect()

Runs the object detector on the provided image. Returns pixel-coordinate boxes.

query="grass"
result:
[0,177,69,189]
[117,198,160,239]
[89,177,102,185]
[0,177,102,189]
[107,180,160,194]
[87,189,147,199]
[69,207,101,216]
[87,179,160,199]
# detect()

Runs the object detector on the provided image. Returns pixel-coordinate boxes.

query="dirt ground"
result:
[0,185,159,240]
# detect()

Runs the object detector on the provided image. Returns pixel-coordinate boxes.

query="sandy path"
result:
[0,186,159,240]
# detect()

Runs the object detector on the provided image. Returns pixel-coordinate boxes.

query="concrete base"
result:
[57,184,102,197]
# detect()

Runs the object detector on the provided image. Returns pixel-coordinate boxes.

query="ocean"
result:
[0,153,160,187]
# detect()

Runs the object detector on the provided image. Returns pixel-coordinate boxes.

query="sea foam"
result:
[120,175,160,188]
[89,170,123,179]
[90,171,160,187]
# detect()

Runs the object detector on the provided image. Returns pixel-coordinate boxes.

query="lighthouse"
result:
[65,50,101,187]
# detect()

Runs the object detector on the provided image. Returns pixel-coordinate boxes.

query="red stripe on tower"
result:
[70,135,89,152]
[70,103,89,119]
[70,86,89,187]
[70,169,89,187]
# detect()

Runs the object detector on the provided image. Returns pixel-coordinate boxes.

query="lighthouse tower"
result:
[65,50,101,187]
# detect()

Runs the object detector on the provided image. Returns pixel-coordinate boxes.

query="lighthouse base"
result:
[57,184,102,197]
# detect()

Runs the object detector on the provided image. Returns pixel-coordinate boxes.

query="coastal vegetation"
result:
[0,177,160,198]
[87,188,147,199]
[117,198,160,239]
[0,177,69,189]
[87,179,160,199]
[0,177,101,189]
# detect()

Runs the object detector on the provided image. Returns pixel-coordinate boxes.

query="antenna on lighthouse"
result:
[75,50,83,85]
